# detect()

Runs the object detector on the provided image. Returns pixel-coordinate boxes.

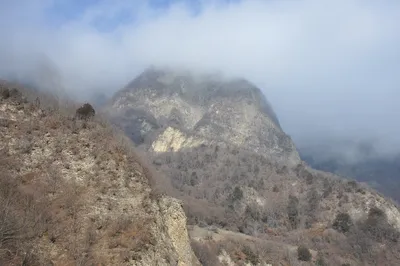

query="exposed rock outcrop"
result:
[106,67,300,166]
[103,68,400,265]
[159,197,201,266]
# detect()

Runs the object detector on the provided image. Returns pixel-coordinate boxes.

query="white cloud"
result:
[1,0,400,153]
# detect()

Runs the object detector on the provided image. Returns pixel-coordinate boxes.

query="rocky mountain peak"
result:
[108,67,300,165]
[121,67,281,127]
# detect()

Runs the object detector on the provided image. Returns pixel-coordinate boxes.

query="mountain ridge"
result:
[3,67,400,265]
[105,67,400,265]
[107,66,300,166]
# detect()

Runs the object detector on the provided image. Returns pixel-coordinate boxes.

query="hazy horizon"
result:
[1,0,400,157]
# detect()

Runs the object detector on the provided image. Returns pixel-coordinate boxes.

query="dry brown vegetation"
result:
[145,142,400,265]
[103,68,400,265]
[0,81,185,265]
[4,79,399,265]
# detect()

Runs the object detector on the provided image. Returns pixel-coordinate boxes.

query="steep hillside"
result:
[106,67,300,166]
[0,81,200,266]
[105,68,400,265]
[149,145,400,265]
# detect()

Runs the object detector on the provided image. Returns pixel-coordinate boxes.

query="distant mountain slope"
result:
[300,140,400,202]
[106,67,300,166]
[148,142,400,265]
[104,67,400,265]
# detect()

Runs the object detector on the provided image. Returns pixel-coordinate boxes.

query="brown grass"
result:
[0,84,169,265]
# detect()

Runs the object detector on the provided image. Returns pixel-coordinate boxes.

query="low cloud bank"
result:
[1,0,400,155]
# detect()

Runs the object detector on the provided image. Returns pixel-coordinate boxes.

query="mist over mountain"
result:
[106,66,300,166]
[299,138,400,203]
[101,66,400,265]
[1,0,400,156]
[1,1,400,263]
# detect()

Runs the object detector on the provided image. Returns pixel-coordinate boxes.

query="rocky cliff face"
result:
[0,82,199,266]
[106,67,300,166]
[159,197,201,266]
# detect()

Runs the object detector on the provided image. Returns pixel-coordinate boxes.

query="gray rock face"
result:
[107,67,300,165]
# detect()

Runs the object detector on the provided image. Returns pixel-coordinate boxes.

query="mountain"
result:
[105,66,300,166]
[0,81,200,266]
[299,140,400,203]
[4,64,400,265]
[105,67,400,265]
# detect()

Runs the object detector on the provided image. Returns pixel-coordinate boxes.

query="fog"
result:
[1,0,400,156]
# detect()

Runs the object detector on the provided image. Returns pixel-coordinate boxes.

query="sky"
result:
[1,0,400,156]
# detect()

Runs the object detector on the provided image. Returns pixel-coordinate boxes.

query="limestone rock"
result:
[106,67,300,166]
[159,197,201,266]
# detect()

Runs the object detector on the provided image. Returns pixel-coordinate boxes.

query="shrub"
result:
[322,179,333,198]
[305,172,314,184]
[245,204,261,221]
[10,88,22,98]
[307,189,319,212]
[287,195,299,229]
[0,175,48,265]
[242,245,259,265]
[332,212,353,233]
[367,206,385,221]
[362,207,399,242]
[297,245,312,261]
[231,186,243,201]
[0,87,10,99]
[6,88,24,104]
[75,103,95,120]
[356,188,366,194]
[347,180,358,188]
[315,252,326,266]
[345,180,358,192]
